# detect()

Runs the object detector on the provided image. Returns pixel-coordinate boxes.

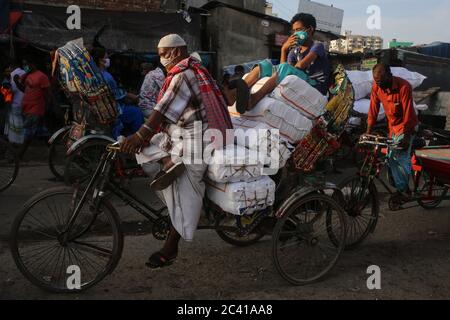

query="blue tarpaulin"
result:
[417,42,450,59]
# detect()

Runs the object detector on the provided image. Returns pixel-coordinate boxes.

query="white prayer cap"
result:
[157,34,187,48]
[190,52,202,63]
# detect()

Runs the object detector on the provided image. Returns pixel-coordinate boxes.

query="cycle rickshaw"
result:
[9,65,355,292]
[338,134,450,249]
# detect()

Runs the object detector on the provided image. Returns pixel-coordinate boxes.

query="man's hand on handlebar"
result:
[120,134,145,155]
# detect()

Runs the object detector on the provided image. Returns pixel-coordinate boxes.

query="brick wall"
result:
[19,0,162,12]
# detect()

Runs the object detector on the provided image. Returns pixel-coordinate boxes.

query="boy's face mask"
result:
[294,31,309,46]
[23,65,31,73]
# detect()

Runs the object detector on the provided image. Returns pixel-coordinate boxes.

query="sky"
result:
[271,0,450,47]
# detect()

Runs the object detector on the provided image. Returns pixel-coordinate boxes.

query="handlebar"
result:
[358,134,400,149]
[106,141,122,152]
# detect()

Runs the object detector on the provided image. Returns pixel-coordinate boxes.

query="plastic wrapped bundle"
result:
[229,96,313,144]
[391,67,427,89]
[353,99,386,121]
[231,117,293,169]
[346,68,427,101]
[346,70,373,100]
[272,75,328,120]
[206,176,276,216]
[207,145,265,183]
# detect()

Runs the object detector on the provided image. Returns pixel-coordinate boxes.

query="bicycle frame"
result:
[357,135,443,202]
[61,144,167,243]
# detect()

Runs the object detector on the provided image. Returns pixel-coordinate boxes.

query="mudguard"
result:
[48,126,71,144]
[67,134,115,155]
[275,182,342,218]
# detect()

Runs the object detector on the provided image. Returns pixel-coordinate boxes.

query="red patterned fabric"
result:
[158,57,233,138]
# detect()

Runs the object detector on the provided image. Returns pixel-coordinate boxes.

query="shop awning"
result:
[13,3,202,52]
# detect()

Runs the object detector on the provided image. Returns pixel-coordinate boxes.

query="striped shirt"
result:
[154,69,206,129]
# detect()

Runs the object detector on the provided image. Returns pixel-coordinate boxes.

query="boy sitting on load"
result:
[224,13,331,113]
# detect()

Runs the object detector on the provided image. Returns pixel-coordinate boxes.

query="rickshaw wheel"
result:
[272,193,346,286]
[336,175,380,249]
[215,213,266,247]
[416,173,449,210]
[64,139,111,186]
[10,187,124,293]
[48,130,69,181]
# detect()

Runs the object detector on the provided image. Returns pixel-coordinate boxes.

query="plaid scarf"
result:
[158,57,233,139]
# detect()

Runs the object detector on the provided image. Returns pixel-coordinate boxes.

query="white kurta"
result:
[136,124,208,241]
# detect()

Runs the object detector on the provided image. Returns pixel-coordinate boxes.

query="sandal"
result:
[146,251,177,269]
[149,162,186,191]
[229,78,250,114]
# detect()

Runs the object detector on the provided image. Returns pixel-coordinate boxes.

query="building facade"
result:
[330,31,383,54]
[264,2,277,17]
[389,39,414,49]
[202,2,289,77]
[298,0,344,36]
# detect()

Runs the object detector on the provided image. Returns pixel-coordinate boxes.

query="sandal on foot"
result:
[229,79,250,114]
[146,251,177,269]
[150,162,186,191]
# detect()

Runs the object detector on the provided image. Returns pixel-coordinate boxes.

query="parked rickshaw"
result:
[338,134,450,249]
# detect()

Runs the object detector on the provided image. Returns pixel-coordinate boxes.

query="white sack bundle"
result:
[206,176,276,216]
[207,144,265,183]
[229,96,313,143]
[271,75,328,120]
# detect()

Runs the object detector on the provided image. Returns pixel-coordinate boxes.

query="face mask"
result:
[23,65,31,73]
[294,31,309,46]
[103,58,111,69]
[160,49,176,67]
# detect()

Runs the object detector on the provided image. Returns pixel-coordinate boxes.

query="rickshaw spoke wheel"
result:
[10,187,123,292]
[272,194,347,286]
[48,130,69,181]
[64,140,110,186]
[338,176,379,249]
[416,172,448,210]
[215,212,266,247]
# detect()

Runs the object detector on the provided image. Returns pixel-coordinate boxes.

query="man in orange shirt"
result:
[14,55,55,160]
[367,63,419,194]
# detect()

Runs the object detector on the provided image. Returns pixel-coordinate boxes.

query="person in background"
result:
[4,61,26,145]
[137,62,154,90]
[367,62,419,198]
[138,60,166,118]
[14,55,55,160]
[90,47,144,138]
[1,66,13,136]
[226,13,331,114]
